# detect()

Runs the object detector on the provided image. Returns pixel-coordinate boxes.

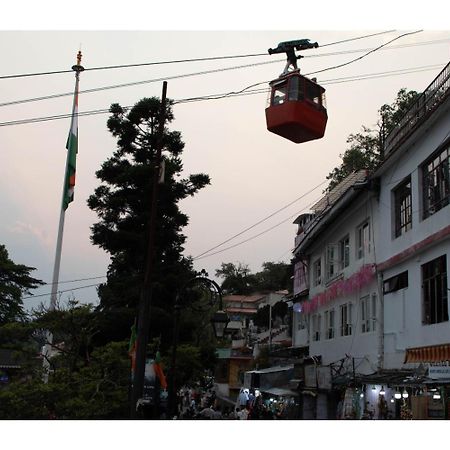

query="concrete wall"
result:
[378,98,450,370]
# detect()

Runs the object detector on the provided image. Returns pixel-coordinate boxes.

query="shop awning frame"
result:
[404,343,450,363]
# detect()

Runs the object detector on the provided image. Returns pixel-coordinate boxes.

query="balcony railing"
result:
[384,62,450,156]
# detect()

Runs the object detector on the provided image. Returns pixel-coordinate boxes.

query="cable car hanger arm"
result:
[268,39,319,76]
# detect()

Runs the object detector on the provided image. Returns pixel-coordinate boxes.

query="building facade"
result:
[291,61,450,419]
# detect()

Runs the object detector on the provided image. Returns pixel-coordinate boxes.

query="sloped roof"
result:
[223,294,265,304]
[311,169,368,213]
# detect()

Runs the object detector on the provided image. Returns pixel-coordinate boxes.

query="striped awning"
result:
[404,344,450,363]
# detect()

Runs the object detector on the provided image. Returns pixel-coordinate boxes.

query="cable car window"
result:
[272,84,287,105]
[288,76,302,101]
[305,81,321,106]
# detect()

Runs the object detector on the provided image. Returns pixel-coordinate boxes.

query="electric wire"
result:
[41,275,107,286]
[0,30,397,81]
[193,179,328,260]
[0,30,426,110]
[193,192,327,261]
[22,282,102,300]
[0,62,443,128]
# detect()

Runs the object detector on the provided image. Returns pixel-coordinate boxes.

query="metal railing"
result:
[384,62,450,156]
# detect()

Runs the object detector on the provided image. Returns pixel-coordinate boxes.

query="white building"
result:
[291,61,450,419]
[375,61,450,372]
[292,170,381,413]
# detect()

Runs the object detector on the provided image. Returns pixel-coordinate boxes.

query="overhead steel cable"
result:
[0,30,431,109]
[192,179,328,260]
[0,30,398,81]
[0,58,285,108]
[0,62,443,127]
[303,29,423,77]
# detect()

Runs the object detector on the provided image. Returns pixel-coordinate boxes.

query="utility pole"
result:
[130,81,168,418]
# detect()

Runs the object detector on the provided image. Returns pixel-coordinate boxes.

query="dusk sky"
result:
[2,0,449,443]
[1,5,449,315]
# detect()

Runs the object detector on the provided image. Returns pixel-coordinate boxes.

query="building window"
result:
[339,235,350,269]
[356,221,370,259]
[312,314,321,341]
[297,313,306,330]
[361,294,377,333]
[383,271,408,294]
[324,309,335,340]
[340,303,352,336]
[394,177,412,237]
[313,258,322,287]
[422,144,450,219]
[326,245,338,281]
[422,255,448,325]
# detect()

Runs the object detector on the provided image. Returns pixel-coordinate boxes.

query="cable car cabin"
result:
[265,72,328,144]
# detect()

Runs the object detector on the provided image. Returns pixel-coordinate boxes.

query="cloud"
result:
[7,221,53,251]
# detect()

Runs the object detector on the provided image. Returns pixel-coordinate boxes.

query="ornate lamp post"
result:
[168,271,229,417]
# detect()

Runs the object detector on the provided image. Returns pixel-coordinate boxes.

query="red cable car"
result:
[265,39,328,144]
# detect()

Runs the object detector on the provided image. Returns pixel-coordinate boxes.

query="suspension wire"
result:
[0,62,443,127]
[0,30,398,81]
[0,30,427,110]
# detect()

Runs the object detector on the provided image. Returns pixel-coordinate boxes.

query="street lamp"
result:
[211,309,230,338]
[168,271,229,417]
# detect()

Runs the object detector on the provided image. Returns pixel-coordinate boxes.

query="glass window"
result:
[422,255,448,325]
[361,295,376,333]
[356,221,370,259]
[312,314,321,341]
[325,309,335,340]
[272,82,287,106]
[305,80,321,105]
[288,76,302,101]
[422,144,450,218]
[326,245,337,281]
[340,303,352,336]
[394,177,412,237]
[339,235,350,269]
[383,271,408,294]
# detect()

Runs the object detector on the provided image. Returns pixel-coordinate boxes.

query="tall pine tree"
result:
[87,97,210,344]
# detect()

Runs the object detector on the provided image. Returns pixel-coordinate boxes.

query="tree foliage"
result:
[215,261,291,295]
[326,88,420,191]
[0,244,43,324]
[87,97,210,345]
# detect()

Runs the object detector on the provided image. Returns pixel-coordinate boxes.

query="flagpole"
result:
[43,52,84,381]
[49,51,84,310]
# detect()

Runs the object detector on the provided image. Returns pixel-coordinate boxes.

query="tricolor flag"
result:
[154,351,168,390]
[128,322,137,372]
[63,82,79,210]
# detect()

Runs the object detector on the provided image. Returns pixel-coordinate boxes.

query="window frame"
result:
[394,176,412,237]
[422,143,450,219]
[356,221,371,259]
[338,235,350,270]
[360,294,377,333]
[313,257,322,287]
[422,255,448,325]
[340,303,353,337]
[324,308,335,340]
[312,313,321,342]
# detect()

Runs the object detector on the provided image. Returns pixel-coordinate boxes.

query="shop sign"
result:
[428,364,450,379]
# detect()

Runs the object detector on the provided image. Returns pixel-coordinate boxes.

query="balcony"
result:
[384,62,450,156]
